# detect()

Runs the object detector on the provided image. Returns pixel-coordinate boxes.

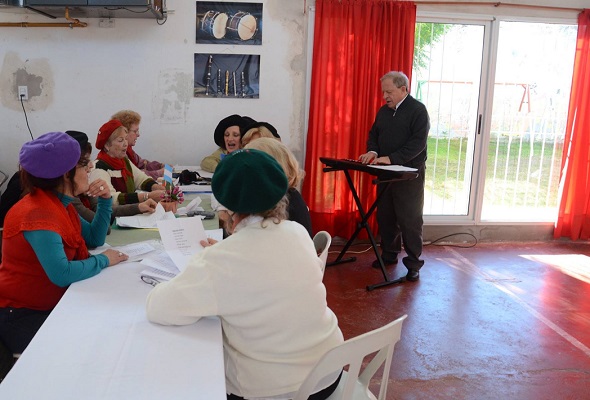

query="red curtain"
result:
[302,0,416,238]
[554,10,590,240]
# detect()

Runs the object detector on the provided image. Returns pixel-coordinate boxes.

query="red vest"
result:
[0,189,89,310]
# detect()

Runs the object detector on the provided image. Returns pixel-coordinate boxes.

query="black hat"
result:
[241,121,280,139]
[65,130,89,150]
[214,115,255,149]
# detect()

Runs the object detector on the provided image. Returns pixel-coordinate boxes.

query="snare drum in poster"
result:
[196,1,262,45]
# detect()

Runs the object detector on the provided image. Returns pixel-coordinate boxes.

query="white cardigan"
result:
[89,159,153,206]
[146,217,343,399]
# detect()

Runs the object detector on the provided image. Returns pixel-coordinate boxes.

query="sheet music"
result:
[176,197,203,215]
[368,164,417,172]
[141,266,177,282]
[90,240,160,263]
[139,229,222,283]
[157,217,208,271]
[178,183,212,193]
[116,203,176,228]
[207,228,224,242]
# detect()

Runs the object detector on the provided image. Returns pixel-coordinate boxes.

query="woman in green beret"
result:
[147,149,343,400]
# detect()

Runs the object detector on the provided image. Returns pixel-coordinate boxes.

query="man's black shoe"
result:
[406,270,420,282]
[371,257,398,269]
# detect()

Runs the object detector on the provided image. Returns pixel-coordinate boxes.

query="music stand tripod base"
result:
[319,157,419,291]
[367,276,406,291]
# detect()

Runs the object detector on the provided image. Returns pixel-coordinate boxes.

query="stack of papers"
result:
[139,218,223,285]
[116,203,176,228]
[88,240,160,263]
[139,252,180,283]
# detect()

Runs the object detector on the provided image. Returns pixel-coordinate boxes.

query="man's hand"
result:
[373,156,392,165]
[359,152,376,164]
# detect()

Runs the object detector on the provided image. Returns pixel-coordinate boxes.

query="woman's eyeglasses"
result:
[141,275,161,287]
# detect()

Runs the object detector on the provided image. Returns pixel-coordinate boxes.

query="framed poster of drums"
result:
[196,2,262,45]
[194,53,260,98]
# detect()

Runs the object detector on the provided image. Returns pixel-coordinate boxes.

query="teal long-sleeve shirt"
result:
[23,195,112,287]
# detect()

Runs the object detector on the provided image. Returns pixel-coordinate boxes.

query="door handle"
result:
[477,114,482,135]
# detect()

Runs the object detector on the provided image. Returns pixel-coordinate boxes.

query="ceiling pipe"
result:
[0,7,87,28]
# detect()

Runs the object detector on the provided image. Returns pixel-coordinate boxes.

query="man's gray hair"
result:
[381,71,409,89]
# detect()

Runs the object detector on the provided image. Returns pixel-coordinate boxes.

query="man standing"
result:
[359,71,430,282]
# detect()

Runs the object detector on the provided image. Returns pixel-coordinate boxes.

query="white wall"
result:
[0,0,585,185]
[0,0,309,180]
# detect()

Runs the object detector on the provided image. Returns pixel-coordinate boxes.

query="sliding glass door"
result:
[413,19,576,223]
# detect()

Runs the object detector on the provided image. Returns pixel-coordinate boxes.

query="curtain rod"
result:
[413,1,584,13]
[304,2,584,14]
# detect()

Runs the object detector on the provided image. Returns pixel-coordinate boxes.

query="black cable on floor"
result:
[424,232,478,248]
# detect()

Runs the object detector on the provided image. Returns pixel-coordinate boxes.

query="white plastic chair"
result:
[313,231,332,273]
[293,314,407,400]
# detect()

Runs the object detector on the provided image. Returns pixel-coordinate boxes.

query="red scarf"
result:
[96,150,133,180]
[126,146,139,167]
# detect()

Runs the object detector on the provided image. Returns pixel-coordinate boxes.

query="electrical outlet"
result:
[99,18,115,28]
[18,86,28,101]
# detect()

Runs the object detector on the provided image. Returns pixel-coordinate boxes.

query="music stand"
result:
[320,157,418,291]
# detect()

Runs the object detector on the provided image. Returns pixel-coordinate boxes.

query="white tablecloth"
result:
[0,262,225,400]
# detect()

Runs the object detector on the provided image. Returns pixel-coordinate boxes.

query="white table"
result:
[0,261,226,399]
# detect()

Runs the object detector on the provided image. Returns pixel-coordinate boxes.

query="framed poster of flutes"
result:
[194,53,260,99]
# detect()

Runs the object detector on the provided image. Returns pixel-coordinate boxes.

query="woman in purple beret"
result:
[0,132,129,373]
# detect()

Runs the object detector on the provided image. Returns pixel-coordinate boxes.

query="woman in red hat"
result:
[90,120,166,208]
[0,132,129,369]
[111,109,167,180]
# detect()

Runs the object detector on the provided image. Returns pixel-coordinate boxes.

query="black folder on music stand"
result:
[320,157,418,291]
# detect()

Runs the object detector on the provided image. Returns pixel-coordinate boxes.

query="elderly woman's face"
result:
[127,123,140,146]
[224,126,241,153]
[106,130,128,159]
[73,155,92,196]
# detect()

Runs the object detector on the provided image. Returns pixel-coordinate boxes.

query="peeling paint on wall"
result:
[266,1,308,164]
[152,69,193,123]
[0,51,54,111]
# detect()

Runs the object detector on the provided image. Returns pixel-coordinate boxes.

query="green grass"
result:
[425,136,563,208]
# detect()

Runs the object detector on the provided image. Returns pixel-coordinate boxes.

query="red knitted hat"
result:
[96,119,124,150]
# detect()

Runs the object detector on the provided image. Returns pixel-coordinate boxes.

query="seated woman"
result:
[240,120,281,147]
[199,114,255,173]
[147,149,343,400]
[245,137,313,236]
[90,120,165,209]
[0,132,128,360]
[111,109,166,180]
[67,130,157,223]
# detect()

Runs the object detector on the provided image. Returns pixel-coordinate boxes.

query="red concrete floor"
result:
[322,240,590,400]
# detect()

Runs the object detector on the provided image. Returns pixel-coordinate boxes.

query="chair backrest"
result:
[313,230,332,273]
[293,314,407,400]
[0,170,8,191]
